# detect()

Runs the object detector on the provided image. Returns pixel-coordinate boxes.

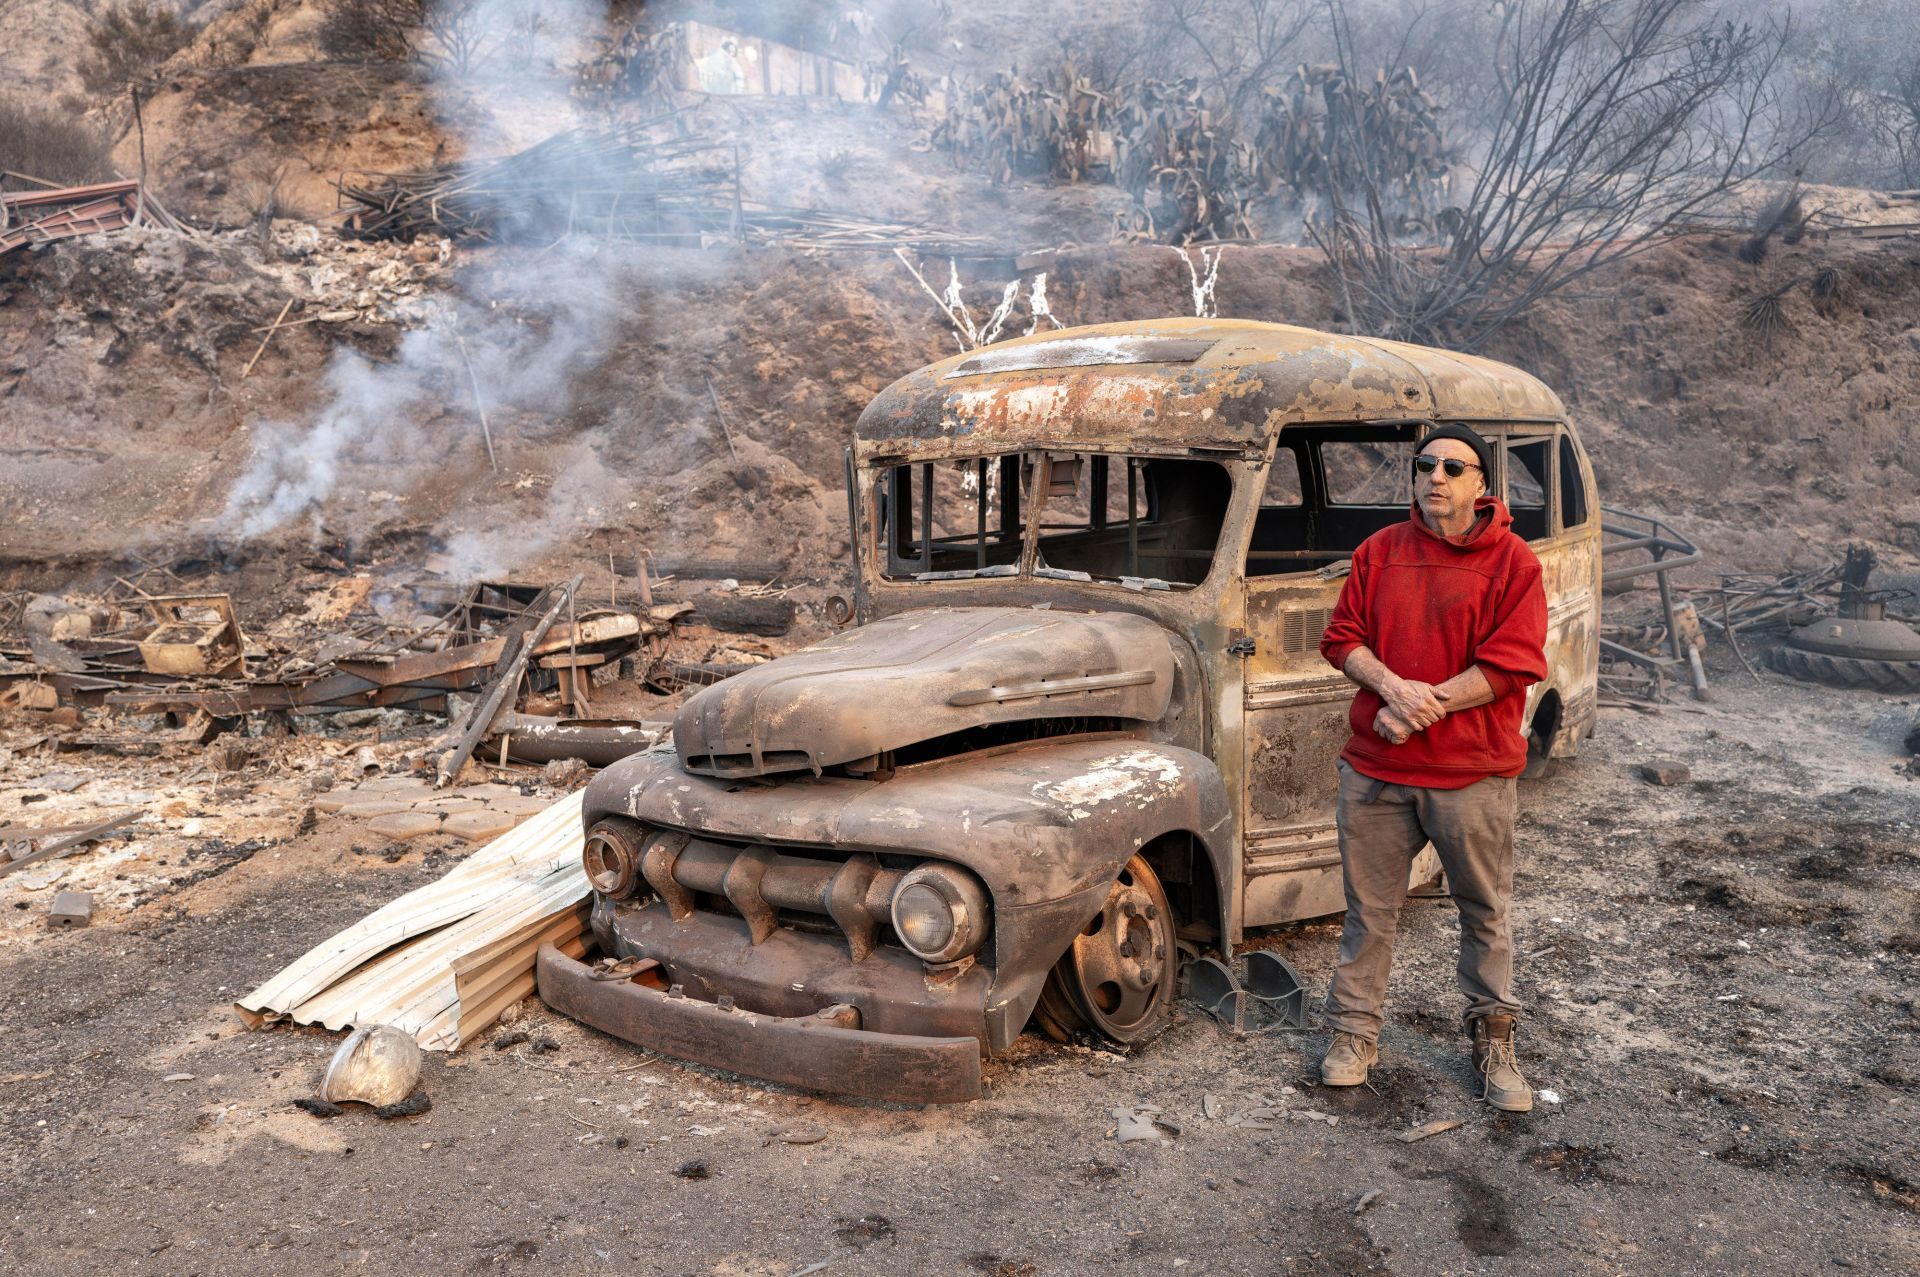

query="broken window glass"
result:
[1321,440,1414,506]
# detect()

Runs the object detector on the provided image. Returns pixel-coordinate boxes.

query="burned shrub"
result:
[0,98,114,187]
[78,1,198,96]
[936,60,1121,185]
[318,0,424,63]
[1810,266,1855,315]
[1738,284,1797,345]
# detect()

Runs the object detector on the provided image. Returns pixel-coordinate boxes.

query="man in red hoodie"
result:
[1316,423,1548,1112]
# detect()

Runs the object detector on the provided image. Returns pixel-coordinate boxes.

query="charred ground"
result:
[0,655,1914,1275]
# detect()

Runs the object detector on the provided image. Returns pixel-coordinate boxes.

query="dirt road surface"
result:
[1,662,1914,1276]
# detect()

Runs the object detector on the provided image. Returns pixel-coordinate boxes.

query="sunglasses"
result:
[1412,455,1483,479]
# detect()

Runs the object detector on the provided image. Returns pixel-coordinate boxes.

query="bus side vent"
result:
[1280,608,1333,654]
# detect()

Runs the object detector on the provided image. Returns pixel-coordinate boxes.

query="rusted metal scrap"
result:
[436,576,581,786]
[136,595,247,678]
[1,579,671,736]
[1766,545,1920,691]
[0,810,141,881]
[0,179,189,257]
[101,609,654,719]
[1598,507,1706,702]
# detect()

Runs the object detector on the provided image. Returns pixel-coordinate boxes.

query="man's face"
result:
[1414,437,1486,527]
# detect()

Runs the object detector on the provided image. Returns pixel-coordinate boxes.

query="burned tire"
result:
[1767,645,1920,693]
[1031,854,1178,1049]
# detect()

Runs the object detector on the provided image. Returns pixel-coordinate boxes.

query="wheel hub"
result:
[1070,877,1170,1030]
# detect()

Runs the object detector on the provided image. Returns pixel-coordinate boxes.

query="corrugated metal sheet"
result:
[236,792,589,1051]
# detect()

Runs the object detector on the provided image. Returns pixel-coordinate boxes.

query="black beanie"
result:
[1417,424,1493,480]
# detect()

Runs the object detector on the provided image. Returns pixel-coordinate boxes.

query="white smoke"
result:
[218,1,989,574]
[224,327,447,539]
[219,0,620,550]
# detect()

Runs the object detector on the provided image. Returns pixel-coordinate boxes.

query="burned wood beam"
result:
[436,576,582,787]
[687,591,795,636]
[0,810,141,881]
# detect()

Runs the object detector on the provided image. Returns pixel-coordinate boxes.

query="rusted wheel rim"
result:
[1065,858,1174,1037]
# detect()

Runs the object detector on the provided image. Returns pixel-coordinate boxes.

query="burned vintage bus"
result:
[538,318,1600,1101]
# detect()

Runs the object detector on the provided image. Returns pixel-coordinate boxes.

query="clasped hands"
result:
[1373,676,1449,744]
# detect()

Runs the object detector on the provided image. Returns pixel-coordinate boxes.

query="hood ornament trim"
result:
[947,669,1156,708]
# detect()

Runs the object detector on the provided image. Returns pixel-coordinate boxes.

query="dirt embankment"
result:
[7,224,1917,603]
[10,0,1912,593]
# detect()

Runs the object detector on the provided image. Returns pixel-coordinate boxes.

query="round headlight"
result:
[890,864,990,964]
[893,883,957,953]
[582,820,646,899]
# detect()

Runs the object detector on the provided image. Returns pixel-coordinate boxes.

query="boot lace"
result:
[1333,1032,1375,1062]
[1481,1035,1519,1076]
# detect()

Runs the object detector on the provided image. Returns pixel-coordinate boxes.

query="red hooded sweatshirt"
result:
[1319,496,1549,789]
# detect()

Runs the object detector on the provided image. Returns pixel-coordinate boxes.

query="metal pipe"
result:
[489,712,665,767]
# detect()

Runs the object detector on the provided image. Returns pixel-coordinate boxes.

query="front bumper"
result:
[537,944,984,1104]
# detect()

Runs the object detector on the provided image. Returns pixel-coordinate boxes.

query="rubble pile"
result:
[1598,543,1920,702]
[267,223,454,328]
[0,179,191,257]
[21,228,288,373]
[0,555,803,942]
[0,560,798,782]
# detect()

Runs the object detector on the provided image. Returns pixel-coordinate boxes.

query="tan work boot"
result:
[1471,1013,1534,1112]
[1320,1031,1378,1087]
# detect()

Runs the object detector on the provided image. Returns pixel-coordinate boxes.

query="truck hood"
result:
[674,606,1177,778]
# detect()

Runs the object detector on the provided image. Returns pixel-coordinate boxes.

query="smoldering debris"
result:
[0,567,789,772]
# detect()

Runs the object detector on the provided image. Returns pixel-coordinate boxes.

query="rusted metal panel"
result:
[536,943,984,1104]
[1364,337,1569,422]
[1241,578,1364,929]
[591,737,1231,909]
[591,900,993,1041]
[673,606,1176,777]
[0,182,143,256]
[853,318,1568,463]
[1,179,140,210]
[1514,425,1602,755]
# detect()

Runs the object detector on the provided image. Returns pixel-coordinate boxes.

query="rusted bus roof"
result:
[853,318,1567,457]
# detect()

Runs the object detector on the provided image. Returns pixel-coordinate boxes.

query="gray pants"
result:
[1325,760,1522,1042]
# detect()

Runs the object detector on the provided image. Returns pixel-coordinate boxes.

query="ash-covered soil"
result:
[0,650,1913,1276]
